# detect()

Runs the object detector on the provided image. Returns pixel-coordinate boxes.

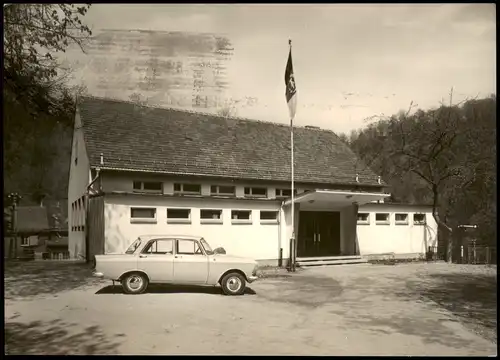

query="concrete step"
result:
[297,255,362,262]
[297,258,368,267]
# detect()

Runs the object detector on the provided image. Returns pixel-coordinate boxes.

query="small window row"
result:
[130,207,279,225]
[71,196,86,229]
[132,181,296,199]
[357,212,426,225]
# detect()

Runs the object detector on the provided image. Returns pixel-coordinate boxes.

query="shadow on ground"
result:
[405,272,497,343]
[4,318,123,355]
[96,284,256,296]
[297,264,496,350]
[4,261,100,301]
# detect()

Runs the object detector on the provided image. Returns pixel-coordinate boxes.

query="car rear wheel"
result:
[121,272,148,294]
[221,272,246,296]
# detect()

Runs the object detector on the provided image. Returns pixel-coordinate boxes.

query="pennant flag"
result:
[285,45,297,121]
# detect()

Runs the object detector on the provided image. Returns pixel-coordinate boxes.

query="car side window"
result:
[142,240,174,255]
[177,240,203,255]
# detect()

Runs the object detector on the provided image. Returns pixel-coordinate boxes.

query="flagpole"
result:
[289,39,296,272]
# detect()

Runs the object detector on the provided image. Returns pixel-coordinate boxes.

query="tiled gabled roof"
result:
[78,96,384,187]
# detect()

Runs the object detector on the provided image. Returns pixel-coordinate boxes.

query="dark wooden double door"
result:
[298,211,341,257]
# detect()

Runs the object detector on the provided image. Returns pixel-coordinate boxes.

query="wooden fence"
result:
[426,245,496,264]
[464,245,497,265]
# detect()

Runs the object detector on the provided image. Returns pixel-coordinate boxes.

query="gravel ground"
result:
[4,261,497,356]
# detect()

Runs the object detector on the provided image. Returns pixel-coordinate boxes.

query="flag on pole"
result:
[285,43,297,122]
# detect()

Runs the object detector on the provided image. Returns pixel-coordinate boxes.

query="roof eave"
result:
[90,165,387,188]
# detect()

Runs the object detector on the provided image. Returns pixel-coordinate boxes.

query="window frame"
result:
[166,208,192,224]
[413,213,427,225]
[244,187,268,198]
[357,212,370,225]
[375,212,390,225]
[173,183,202,195]
[200,209,223,224]
[259,210,279,224]
[210,185,236,197]
[395,213,409,225]
[141,239,175,255]
[175,239,206,256]
[21,236,29,247]
[132,181,163,193]
[130,207,157,224]
[231,210,253,225]
[275,188,298,198]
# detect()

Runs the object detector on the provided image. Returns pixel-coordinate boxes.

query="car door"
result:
[172,239,209,284]
[137,239,175,283]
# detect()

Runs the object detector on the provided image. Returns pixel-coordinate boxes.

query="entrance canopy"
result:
[284,190,391,207]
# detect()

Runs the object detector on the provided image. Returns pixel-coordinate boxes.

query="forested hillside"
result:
[4,4,92,206]
[340,95,496,250]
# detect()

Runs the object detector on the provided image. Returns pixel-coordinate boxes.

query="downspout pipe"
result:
[87,153,103,194]
[86,168,101,195]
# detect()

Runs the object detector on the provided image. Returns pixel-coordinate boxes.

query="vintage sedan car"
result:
[93,235,259,296]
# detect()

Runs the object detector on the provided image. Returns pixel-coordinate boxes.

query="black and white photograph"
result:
[3,3,496,356]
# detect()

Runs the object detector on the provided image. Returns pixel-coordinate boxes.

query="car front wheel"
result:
[121,272,148,294]
[221,272,246,296]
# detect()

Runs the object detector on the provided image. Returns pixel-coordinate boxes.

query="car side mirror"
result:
[213,247,226,255]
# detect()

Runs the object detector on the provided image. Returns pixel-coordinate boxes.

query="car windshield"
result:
[200,238,214,255]
[125,239,142,254]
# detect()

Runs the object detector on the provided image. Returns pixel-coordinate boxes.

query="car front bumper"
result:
[93,271,104,278]
[247,275,258,283]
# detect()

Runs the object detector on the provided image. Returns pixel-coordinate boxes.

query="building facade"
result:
[357,203,438,259]
[69,96,394,264]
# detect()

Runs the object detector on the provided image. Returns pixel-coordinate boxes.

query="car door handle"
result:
[139,254,147,258]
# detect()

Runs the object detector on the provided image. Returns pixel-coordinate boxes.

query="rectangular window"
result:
[357,213,370,225]
[210,185,236,196]
[276,188,297,198]
[167,208,191,224]
[133,181,163,193]
[21,236,29,246]
[395,213,409,225]
[375,213,390,225]
[143,239,174,255]
[413,213,426,225]
[173,183,201,195]
[130,207,157,223]
[231,210,252,224]
[177,240,203,255]
[260,211,279,224]
[200,209,223,224]
[244,187,267,198]
[143,182,162,191]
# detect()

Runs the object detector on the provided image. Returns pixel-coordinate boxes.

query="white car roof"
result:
[137,234,203,242]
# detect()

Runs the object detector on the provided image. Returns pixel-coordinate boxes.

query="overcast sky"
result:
[77,4,496,134]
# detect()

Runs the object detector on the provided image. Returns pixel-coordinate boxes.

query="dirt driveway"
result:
[4,261,497,356]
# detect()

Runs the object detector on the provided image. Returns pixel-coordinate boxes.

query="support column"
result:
[293,203,300,259]
[352,202,359,255]
[341,202,359,256]
[288,203,300,270]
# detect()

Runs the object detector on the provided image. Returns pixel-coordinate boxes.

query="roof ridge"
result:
[79,95,335,133]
